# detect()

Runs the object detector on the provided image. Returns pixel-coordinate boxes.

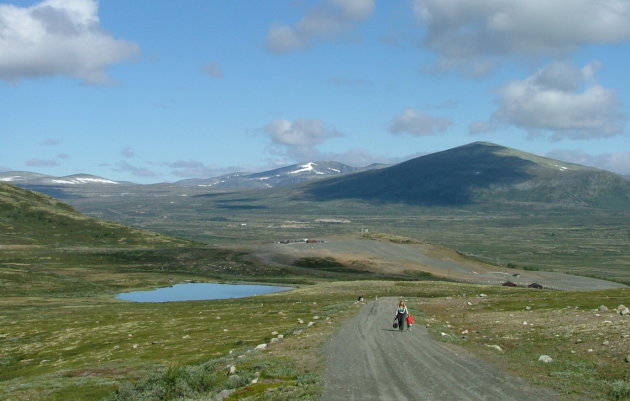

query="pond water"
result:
[116,282,292,303]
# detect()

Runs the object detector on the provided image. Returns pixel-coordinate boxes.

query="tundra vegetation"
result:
[1,158,629,401]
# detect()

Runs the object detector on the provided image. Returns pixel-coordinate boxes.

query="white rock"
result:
[277,334,284,339]
[466,301,473,306]
[538,355,553,363]
[307,322,315,328]
[462,330,469,335]
[254,343,267,351]
[487,344,503,352]
[228,365,236,375]
[441,332,447,337]
[271,331,278,336]
[478,294,488,298]
[132,344,139,349]
[251,378,259,384]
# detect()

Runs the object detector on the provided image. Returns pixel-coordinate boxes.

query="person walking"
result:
[394,300,409,332]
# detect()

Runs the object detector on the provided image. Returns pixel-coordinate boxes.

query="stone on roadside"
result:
[254,343,267,351]
[307,322,315,328]
[617,305,629,315]
[538,355,553,363]
[486,344,503,352]
[598,305,609,312]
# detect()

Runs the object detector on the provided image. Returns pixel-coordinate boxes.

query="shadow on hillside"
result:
[298,144,536,206]
[21,185,85,199]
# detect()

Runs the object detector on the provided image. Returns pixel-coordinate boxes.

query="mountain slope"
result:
[0,182,188,246]
[176,161,359,189]
[300,142,630,209]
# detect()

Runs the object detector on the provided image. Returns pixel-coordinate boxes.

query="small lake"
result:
[116,282,292,303]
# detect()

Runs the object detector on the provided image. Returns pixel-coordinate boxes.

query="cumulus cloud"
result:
[389,108,452,136]
[547,149,630,175]
[470,62,625,140]
[266,0,374,53]
[412,0,630,73]
[264,118,343,161]
[0,0,139,84]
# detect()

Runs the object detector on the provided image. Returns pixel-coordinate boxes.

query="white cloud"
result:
[264,118,343,161]
[266,0,374,53]
[471,62,625,140]
[547,149,630,175]
[389,108,452,136]
[0,0,139,84]
[412,0,630,73]
[265,118,342,147]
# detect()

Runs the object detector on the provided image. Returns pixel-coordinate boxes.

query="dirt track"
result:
[320,297,558,401]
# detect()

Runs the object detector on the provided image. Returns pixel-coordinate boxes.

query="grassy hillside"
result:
[0,182,188,247]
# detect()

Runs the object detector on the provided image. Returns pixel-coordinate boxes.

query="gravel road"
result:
[320,297,558,401]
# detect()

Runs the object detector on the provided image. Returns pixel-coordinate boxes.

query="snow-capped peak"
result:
[289,162,322,175]
[51,176,120,185]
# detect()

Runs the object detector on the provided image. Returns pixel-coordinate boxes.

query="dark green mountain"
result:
[0,182,188,246]
[300,142,630,209]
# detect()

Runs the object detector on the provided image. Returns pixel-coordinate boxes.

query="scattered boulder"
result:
[625,355,630,363]
[478,294,488,298]
[617,305,629,315]
[215,389,235,401]
[307,322,315,328]
[538,355,553,363]
[502,281,518,287]
[228,365,236,375]
[598,305,609,312]
[528,283,543,289]
[254,343,267,351]
[486,344,503,352]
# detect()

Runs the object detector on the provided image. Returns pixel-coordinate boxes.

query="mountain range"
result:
[2,142,629,210]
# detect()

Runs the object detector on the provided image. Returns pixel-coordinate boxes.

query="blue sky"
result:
[1,0,629,183]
